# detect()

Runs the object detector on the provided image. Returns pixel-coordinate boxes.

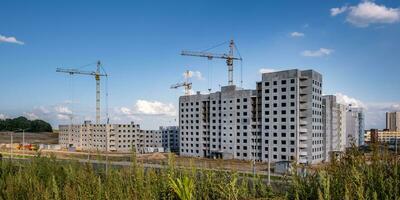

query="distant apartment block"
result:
[59,121,164,153]
[322,95,347,161]
[365,129,400,144]
[179,69,323,164]
[345,107,365,147]
[386,112,400,131]
[160,126,180,153]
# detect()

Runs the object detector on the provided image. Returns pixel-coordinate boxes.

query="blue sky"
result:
[0,0,399,129]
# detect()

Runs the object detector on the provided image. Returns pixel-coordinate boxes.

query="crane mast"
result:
[95,61,101,124]
[170,70,192,95]
[56,61,107,124]
[181,40,242,86]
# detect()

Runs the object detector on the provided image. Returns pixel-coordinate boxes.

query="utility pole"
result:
[22,129,25,159]
[10,132,13,161]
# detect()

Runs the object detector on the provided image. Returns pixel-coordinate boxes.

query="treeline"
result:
[0,116,52,132]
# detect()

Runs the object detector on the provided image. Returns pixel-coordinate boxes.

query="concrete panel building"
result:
[261,69,323,164]
[179,85,261,161]
[337,104,347,151]
[386,112,400,131]
[322,95,347,161]
[160,126,180,153]
[345,107,365,147]
[59,121,163,153]
[179,69,323,164]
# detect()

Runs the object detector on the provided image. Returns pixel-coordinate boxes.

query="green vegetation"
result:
[0,152,276,200]
[0,116,52,132]
[289,145,400,200]
[0,146,398,200]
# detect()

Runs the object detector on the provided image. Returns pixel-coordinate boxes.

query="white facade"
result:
[261,69,323,164]
[179,85,261,160]
[59,121,163,153]
[337,104,347,151]
[322,95,347,161]
[345,108,365,147]
[179,69,323,164]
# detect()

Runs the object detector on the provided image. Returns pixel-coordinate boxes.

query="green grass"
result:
[287,144,400,200]
[0,152,276,200]
[0,145,398,200]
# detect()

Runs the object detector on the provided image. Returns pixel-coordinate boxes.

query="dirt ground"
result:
[0,131,272,173]
[0,132,58,144]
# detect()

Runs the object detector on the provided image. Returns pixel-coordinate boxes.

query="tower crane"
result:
[181,40,242,86]
[56,61,107,124]
[170,70,192,95]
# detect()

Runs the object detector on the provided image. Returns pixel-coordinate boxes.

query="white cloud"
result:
[331,6,349,16]
[331,1,400,27]
[0,114,8,120]
[259,68,276,74]
[24,112,39,120]
[0,34,24,45]
[183,70,204,80]
[135,100,176,116]
[335,93,365,108]
[54,105,73,120]
[290,32,305,37]
[54,106,72,115]
[363,102,400,129]
[301,48,334,57]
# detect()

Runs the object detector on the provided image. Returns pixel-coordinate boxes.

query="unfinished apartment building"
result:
[322,95,347,161]
[59,121,163,153]
[179,85,262,161]
[160,126,180,153]
[179,69,324,164]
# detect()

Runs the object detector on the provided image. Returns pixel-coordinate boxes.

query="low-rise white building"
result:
[59,121,163,153]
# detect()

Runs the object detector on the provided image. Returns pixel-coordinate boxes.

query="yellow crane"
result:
[170,70,192,95]
[181,40,242,86]
[56,61,107,124]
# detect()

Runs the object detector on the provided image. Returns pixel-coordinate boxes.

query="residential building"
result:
[322,95,348,161]
[160,126,180,153]
[337,104,347,151]
[365,129,400,144]
[179,85,261,160]
[345,107,365,147]
[59,121,163,153]
[179,69,323,164]
[386,112,400,131]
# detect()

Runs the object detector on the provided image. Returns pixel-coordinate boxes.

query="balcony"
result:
[299,104,307,111]
[299,128,307,133]
[299,151,308,156]
[299,135,308,141]
[300,120,307,125]
[299,142,307,148]
[300,112,308,118]
[299,81,308,88]
[299,158,307,164]
[300,96,308,103]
